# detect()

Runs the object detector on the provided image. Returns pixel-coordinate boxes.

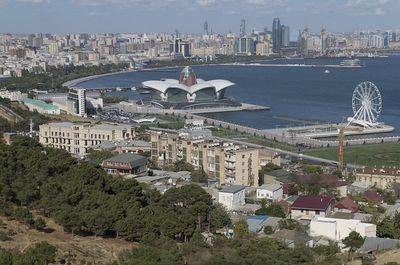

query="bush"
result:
[263,225,273,235]
[0,231,10,241]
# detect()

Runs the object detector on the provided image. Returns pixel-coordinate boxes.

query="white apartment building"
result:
[39,122,136,155]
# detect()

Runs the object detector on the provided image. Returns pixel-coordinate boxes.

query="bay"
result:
[79,57,400,132]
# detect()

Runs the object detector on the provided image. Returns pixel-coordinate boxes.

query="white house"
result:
[310,216,376,242]
[256,184,283,201]
[218,185,246,211]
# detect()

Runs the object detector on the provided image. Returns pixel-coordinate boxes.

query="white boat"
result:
[131,86,137,91]
[324,70,330,74]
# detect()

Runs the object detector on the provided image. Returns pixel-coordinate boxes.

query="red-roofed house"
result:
[333,197,359,213]
[291,195,333,220]
[364,191,384,204]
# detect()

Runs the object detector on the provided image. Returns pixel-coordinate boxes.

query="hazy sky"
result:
[0,0,399,34]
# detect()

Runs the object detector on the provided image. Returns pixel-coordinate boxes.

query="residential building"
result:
[150,130,259,186]
[356,167,400,189]
[363,191,384,204]
[256,184,283,201]
[20,98,60,115]
[333,197,359,213]
[101,153,147,176]
[246,215,269,233]
[218,185,245,210]
[39,122,136,155]
[310,216,376,242]
[291,195,333,220]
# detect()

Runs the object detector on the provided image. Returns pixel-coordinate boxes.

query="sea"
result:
[79,56,400,133]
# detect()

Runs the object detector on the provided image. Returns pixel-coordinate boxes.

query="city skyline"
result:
[0,0,399,34]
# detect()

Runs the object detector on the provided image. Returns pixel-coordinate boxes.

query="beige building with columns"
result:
[39,122,136,155]
[356,167,400,189]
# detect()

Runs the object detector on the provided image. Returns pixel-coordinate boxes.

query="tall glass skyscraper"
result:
[272,18,281,53]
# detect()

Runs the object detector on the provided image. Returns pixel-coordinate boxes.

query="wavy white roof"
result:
[143,79,234,94]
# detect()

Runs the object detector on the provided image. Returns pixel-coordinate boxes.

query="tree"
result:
[278,219,304,232]
[342,231,364,252]
[233,219,248,238]
[255,204,286,218]
[263,225,273,235]
[209,205,231,231]
[191,168,208,183]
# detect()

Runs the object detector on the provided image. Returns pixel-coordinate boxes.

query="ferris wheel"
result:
[350,81,382,127]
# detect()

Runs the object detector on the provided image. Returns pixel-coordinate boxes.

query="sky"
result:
[0,0,399,34]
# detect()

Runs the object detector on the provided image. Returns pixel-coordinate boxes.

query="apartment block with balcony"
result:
[150,130,260,187]
[39,122,136,155]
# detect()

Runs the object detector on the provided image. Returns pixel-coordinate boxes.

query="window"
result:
[316,210,320,215]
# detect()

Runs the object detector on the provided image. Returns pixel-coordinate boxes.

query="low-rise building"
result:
[39,122,136,155]
[0,89,27,101]
[333,197,359,213]
[21,98,60,115]
[218,185,245,211]
[101,153,147,176]
[356,167,400,189]
[256,184,283,201]
[310,216,376,242]
[291,195,333,220]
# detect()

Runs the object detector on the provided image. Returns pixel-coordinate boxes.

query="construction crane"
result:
[338,117,363,174]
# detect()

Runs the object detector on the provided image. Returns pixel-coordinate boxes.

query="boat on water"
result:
[340,58,362,67]
[324,70,330,74]
[131,86,137,91]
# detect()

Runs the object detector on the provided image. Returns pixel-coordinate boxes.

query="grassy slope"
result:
[304,142,400,167]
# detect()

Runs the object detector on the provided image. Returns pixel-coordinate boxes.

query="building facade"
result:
[101,153,147,177]
[150,130,259,186]
[218,185,246,210]
[310,216,376,242]
[356,167,400,189]
[39,122,136,155]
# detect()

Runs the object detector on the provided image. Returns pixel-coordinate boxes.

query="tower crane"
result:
[338,117,363,174]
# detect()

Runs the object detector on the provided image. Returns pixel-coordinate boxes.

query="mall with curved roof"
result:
[141,66,240,110]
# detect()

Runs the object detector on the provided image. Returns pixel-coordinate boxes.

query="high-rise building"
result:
[281,25,290,47]
[383,31,390,48]
[240,18,246,37]
[67,88,86,116]
[49,42,60,55]
[321,28,327,55]
[236,37,254,55]
[204,20,209,35]
[272,18,282,53]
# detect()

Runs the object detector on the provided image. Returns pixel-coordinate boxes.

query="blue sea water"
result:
[79,57,400,132]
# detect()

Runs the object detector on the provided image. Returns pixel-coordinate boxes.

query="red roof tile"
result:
[291,195,333,211]
[364,191,384,203]
[333,197,359,213]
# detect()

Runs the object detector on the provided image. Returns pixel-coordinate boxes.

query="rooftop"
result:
[103,153,147,168]
[219,185,246,194]
[291,195,333,211]
[333,197,359,213]
[21,97,58,110]
[258,184,282,192]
